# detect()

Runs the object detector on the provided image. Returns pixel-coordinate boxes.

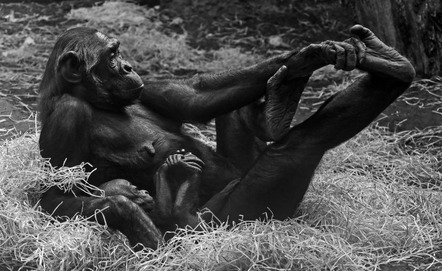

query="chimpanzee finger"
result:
[334,44,346,70]
[320,40,337,64]
[171,154,184,165]
[183,162,203,171]
[184,161,202,168]
[267,65,288,91]
[182,155,205,165]
[165,156,173,166]
[165,154,176,166]
[181,151,196,158]
[338,41,357,70]
[183,160,205,170]
[345,37,367,65]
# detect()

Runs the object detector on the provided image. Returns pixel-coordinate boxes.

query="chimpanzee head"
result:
[39,27,144,113]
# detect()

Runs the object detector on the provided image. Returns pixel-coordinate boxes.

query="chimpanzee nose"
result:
[122,61,133,73]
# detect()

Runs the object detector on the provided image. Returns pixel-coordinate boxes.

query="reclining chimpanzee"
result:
[38,25,415,249]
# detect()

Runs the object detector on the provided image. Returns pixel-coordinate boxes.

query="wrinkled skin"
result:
[38,25,415,250]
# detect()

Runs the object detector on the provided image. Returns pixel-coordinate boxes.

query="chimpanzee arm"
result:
[39,95,92,167]
[140,45,332,122]
[41,187,162,250]
[39,95,163,250]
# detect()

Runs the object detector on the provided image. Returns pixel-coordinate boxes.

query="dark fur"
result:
[38,26,415,250]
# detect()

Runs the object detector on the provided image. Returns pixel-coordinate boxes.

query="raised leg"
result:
[215,110,266,172]
[204,25,415,222]
[215,68,309,172]
[151,150,204,234]
[238,67,310,142]
[214,38,341,172]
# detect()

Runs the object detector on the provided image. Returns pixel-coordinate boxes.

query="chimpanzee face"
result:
[91,32,144,107]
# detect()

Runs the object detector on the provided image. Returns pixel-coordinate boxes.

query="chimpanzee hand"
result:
[262,65,308,141]
[282,37,362,79]
[95,179,155,213]
[319,39,360,71]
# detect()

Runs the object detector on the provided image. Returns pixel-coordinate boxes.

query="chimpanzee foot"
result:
[164,149,205,174]
[350,25,415,82]
[153,150,203,230]
[95,179,155,213]
[264,66,307,141]
[319,25,415,83]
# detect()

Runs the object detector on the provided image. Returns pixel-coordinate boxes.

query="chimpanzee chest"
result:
[88,104,204,187]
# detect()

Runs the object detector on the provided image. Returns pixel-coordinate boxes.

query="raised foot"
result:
[163,149,204,176]
[153,150,203,230]
[350,24,415,83]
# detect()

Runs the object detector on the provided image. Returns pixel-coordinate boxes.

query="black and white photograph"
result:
[0,0,441,270]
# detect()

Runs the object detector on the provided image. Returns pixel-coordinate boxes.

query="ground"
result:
[0,0,440,139]
[0,1,441,270]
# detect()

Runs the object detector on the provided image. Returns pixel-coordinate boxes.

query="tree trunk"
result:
[347,0,441,78]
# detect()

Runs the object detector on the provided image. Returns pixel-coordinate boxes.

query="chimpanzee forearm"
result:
[40,187,162,250]
[140,46,331,122]
[140,53,294,122]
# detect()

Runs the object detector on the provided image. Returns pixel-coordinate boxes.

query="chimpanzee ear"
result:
[58,51,82,84]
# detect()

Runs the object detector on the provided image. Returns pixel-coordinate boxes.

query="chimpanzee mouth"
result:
[129,83,144,91]
[116,83,144,105]
[121,83,144,96]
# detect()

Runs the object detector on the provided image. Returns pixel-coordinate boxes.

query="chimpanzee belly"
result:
[88,103,241,204]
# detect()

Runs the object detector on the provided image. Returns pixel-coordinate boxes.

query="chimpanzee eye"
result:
[109,58,118,68]
[109,48,120,68]
[109,46,119,57]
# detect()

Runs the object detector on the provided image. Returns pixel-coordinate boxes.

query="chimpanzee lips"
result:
[115,83,144,105]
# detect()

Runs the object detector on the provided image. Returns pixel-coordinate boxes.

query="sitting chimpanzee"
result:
[38,25,415,249]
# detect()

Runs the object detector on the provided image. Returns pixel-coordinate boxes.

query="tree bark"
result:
[347,0,441,77]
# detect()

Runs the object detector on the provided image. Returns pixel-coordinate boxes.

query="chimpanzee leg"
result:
[205,25,415,222]
[151,151,204,236]
[215,69,310,172]
[215,111,265,172]
[207,74,411,222]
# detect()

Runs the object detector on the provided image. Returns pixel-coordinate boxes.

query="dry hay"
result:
[1,124,441,270]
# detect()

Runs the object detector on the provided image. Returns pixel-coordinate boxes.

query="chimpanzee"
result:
[38,25,415,249]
